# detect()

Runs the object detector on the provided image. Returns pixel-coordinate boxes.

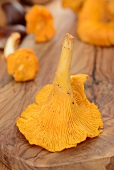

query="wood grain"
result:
[0,0,114,169]
[0,161,10,170]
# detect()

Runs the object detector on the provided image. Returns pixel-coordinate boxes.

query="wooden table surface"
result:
[0,0,114,169]
[0,161,10,170]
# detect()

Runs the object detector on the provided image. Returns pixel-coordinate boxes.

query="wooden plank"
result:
[0,161,10,170]
[0,0,114,169]
[93,47,114,121]
[95,47,114,83]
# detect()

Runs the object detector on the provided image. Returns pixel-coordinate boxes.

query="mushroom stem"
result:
[4,32,21,59]
[54,33,74,92]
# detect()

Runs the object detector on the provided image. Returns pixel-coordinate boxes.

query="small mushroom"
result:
[4,32,39,82]
[16,33,103,152]
[0,1,26,27]
[0,25,26,49]
[25,5,55,42]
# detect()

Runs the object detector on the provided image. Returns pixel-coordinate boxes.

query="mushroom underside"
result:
[17,74,103,152]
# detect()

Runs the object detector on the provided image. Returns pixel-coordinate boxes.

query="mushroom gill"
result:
[16,33,103,152]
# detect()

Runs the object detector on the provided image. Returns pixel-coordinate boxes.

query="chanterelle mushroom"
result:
[16,33,103,152]
[63,0,114,46]
[4,32,39,82]
[25,5,55,42]
[77,0,114,46]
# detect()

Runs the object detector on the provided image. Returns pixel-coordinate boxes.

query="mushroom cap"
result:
[25,5,55,42]
[7,48,39,81]
[62,0,85,13]
[77,0,114,46]
[16,74,103,152]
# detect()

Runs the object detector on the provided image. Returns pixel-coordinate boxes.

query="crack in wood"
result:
[106,156,114,170]
[91,47,97,104]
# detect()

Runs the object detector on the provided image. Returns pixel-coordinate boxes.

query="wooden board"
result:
[0,0,114,169]
[0,161,10,170]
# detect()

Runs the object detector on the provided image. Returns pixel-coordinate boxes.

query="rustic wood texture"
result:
[0,0,114,169]
[0,161,10,170]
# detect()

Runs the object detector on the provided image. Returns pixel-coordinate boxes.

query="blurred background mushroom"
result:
[0,0,27,49]
[25,5,55,42]
[0,1,26,27]
[62,0,114,46]
[0,0,54,50]
[0,25,26,49]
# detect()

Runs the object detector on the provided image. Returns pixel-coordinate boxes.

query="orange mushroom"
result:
[63,0,114,46]
[77,0,114,46]
[4,32,39,81]
[25,5,55,42]
[16,33,103,152]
